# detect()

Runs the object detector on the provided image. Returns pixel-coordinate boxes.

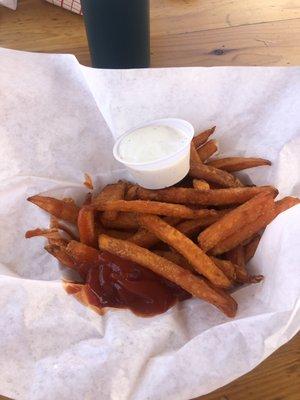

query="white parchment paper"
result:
[0,47,299,400]
[0,0,17,10]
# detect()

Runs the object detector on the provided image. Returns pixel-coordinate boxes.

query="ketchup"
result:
[65,251,190,317]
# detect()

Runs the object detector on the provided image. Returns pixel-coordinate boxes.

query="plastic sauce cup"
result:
[113,118,194,189]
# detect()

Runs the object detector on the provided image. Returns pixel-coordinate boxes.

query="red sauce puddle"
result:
[64,251,190,317]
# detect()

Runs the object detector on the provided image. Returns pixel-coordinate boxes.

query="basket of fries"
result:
[1,47,299,400]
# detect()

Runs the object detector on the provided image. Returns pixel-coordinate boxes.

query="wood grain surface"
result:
[0,1,299,399]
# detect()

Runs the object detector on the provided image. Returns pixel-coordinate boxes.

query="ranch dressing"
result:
[113,118,194,189]
[118,125,188,164]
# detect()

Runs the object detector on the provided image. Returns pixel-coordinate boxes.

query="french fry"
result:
[131,185,277,206]
[153,250,194,272]
[66,240,100,265]
[105,230,134,240]
[82,192,93,206]
[190,162,243,188]
[27,195,79,223]
[100,212,139,231]
[94,200,220,220]
[193,179,210,191]
[210,257,237,281]
[126,184,138,200]
[197,140,218,162]
[175,211,228,237]
[226,246,263,283]
[207,157,271,172]
[275,196,300,214]
[25,228,62,240]
[198,192,274,252]
[99,234,237,317]
[129,217,181,248]
[45,244,76,268]
[94,181,126,221]
[192,126,216,148]
[77,207,97,247]
[190,142,202,164]
[211,196,300,255]
[83,173,94,190]
[138,214,231,288]
[244,235,261,263]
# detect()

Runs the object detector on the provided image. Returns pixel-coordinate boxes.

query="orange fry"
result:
[193,179,210,191]
[100,212,138,231]
[129,217,180,248]
[192,126,216,148]
[190,162,243,188]
[198,192,274,252]
[83,173,94,190]
[133,185,277,206]
[25,228,62,240]
[138,214,231,288]
[275,196,300,214]
[45,244,75,269]
[226,246,263,283]
[99,234,237,317]
[212,195,300,255]
[197,140,218,162]
[244,235,261,263]
[153,250,194,272]
[207,157,271,172]
[66,240,100,265]
[27,195,79,223]
[94,200,220,220]
[105,230,134,240]
[94,182,126,221]
[77,207,97,247]
[190,142,202,164]
[210,257,237,281]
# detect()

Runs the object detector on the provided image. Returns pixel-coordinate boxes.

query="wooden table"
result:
[0,1,299,399]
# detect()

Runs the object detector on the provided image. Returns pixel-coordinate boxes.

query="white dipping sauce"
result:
[118,125,188,163]
[113,119,194,189]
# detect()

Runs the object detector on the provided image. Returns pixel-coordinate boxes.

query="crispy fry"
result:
[66,240,100,265]
[275,196,300,214]
[99,234,237,317]
[126,184,138,200]
[244,235,261,263]
[25,228,62,240]
[77,207,97,247]
[27,195,79,223]
[212,195,300,255]
[198,192,274,252]
[190,162,243,188]
[129,217,181,248]
[94,182,126,221]
[82,192,93,206]
[193,179,210,191]
[190,142,202,164]
[192,126,216,148]
[153,250,194,272]
[105,230,134,240]
[83,173,94,190]
[175,211,228,237]
[210,257,237,281]
[94,200,220,220]
[226,246,264,283]
[100,212,138,231]
[45,244,75,268]
[207,157,271,172]
[138,214,231,288]
[197,140,218,162]
[133,185,277,206]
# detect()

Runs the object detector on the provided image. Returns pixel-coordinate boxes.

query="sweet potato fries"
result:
[26,126,300,318]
